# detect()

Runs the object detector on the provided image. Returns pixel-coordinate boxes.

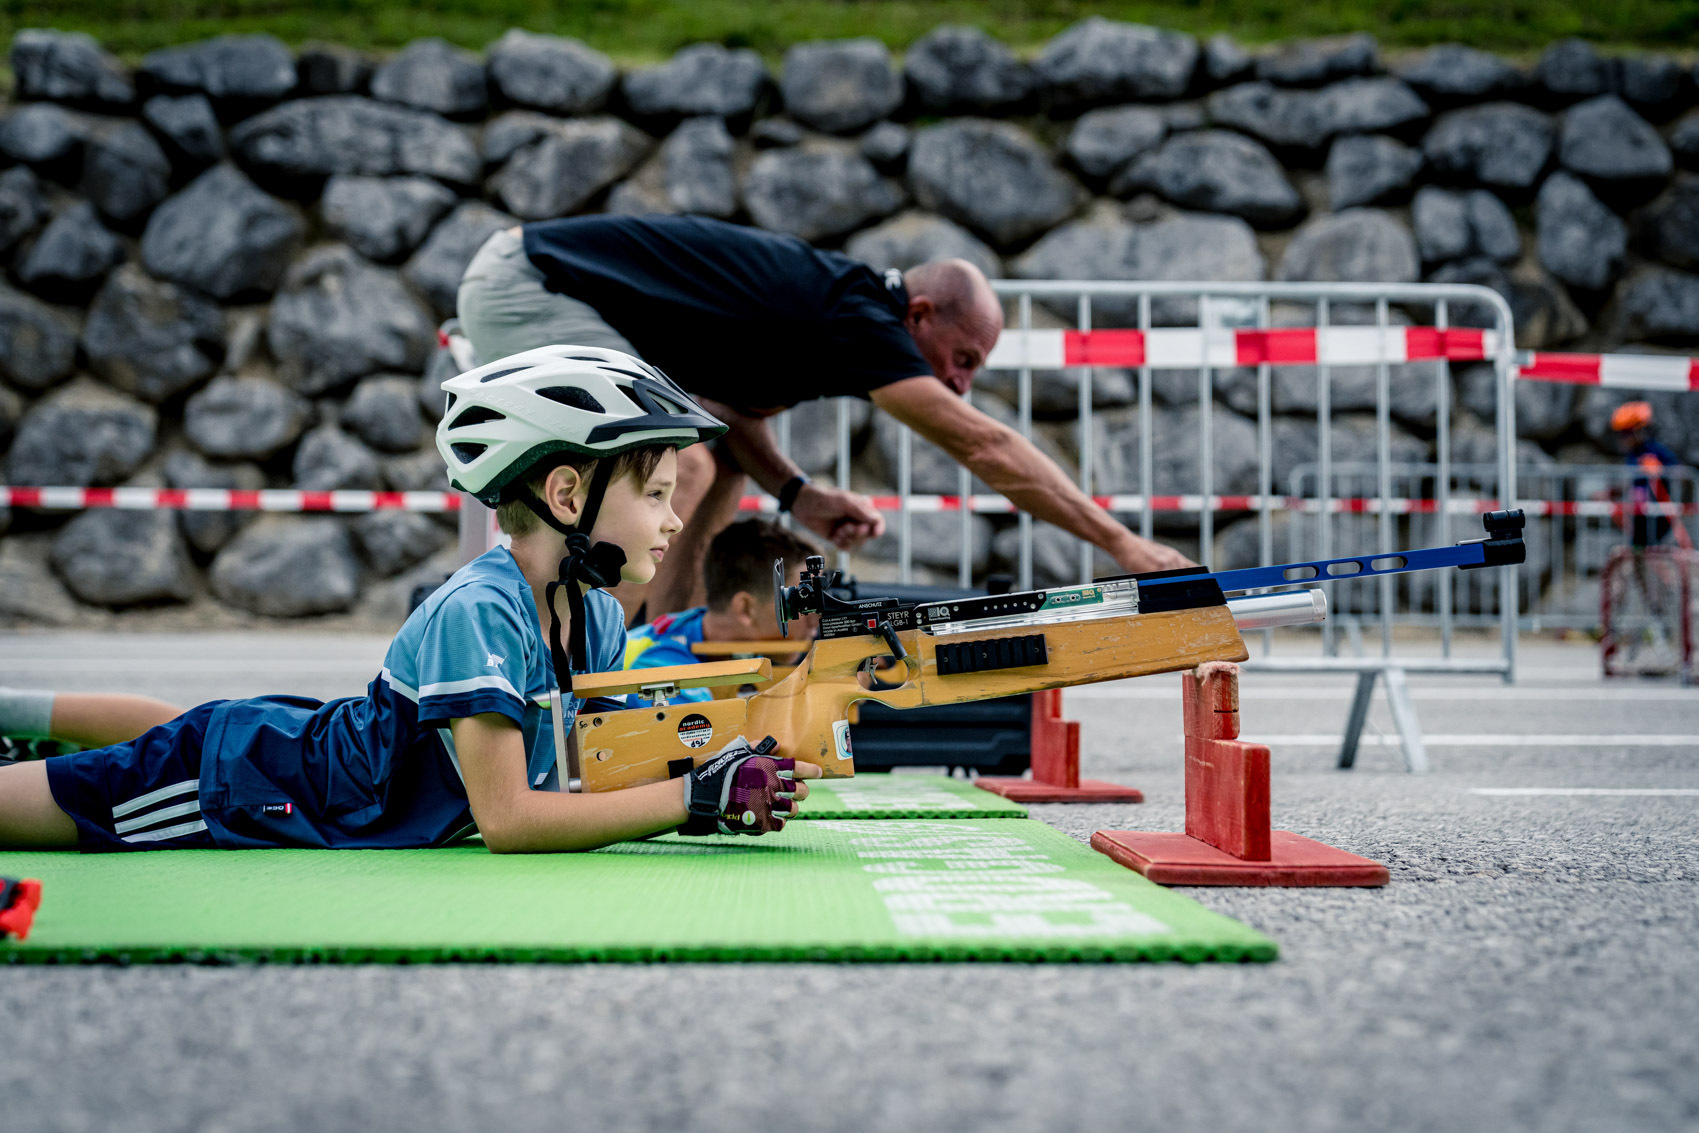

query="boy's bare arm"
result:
[452,713,694,852]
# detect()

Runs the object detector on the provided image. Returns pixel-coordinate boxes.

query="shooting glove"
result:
[680,736,798,836]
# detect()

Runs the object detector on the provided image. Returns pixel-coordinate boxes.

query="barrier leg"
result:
[975,689,1144,803]
[1091,663,1388,886]
[1382,668,1429,774]
[1336,670,1377,769]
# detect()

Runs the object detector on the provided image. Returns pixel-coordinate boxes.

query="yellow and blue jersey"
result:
[624,606,713,705]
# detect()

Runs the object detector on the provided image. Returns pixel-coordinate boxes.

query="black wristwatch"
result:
[777,474,809,513]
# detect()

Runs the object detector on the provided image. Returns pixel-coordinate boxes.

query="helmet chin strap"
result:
[516,459,627,697]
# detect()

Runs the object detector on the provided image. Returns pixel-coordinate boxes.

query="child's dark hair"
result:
[494,445,672,537]
[704,518,822,611]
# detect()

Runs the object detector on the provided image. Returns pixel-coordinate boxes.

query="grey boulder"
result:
[780,39,904,135]
[184,375,311,460]
[1113,130,1302,228]
[6,380,155,487]
[370,37,487,118]
[662,117,737,219]
[52,509,194,607]
[862,512,994,575]
[1423,102,1554,192]
[1534,38,1616,105]
[1277,208,1418,283]
[141,93,225,168]
[488,116,651,220]
[10,29,134,109]
[139,35,297,116]
[16,201,124,300]
[0,102,84,167]
[1014,207,1264,326]
[163,447,265,554]
[1093,402,1260,504]
[352,510,451,577]
[1536,171,1627,291]
[231,95,481,188]
[0,282,80,391]
[382,448,451,492]
[141,163,305,300]
[1031,18,1198,109]
[1426,257,1587,349]
[858,121,910,171]
[1202,35,1254,85]
[1637,173,1699,271]
[742,144,903,243]
[1206,78,1426,153]
[81,264,225,403]
[80,120,171,227]
[1412,186,1521,265]
[1063,105,1167,182]
[1458,362,1576,443]
[297,43,372,96]
[1394,44,1523,106]
[908,119,1085,247]
[622,43,767,122]
[401,200,517,319]
[751,119,804,149]
[486,30,616,116]
[1254,33,1379,86]
[1326,134,1423,209]
[341,373,426,453]
[268,244,435,394]
[211,517,362,617]
[1618,55,1687,117]
[293,424,382,490]
[1614,266,1699,342]
[0,166,46,255]
[903,26,1033,115]
[844,210,1003,279]
[1559,94,1672,184]
[1674,111,1699,169]
[320,174,457,263]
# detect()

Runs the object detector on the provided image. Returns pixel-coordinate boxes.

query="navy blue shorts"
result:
[45,702,225,853]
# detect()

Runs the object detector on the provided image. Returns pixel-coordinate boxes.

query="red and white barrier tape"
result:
[985,327,1499,370]
[1517,351,1699,392]
[984,327,1699,396]
[6,486,1687,519]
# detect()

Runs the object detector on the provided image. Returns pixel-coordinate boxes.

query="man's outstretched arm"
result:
[696,396,885,549]
[870,375,1193,574]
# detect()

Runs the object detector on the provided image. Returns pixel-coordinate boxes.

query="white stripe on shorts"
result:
[114,799,202,835]
[111,778,198,819]
[123,818,209,844]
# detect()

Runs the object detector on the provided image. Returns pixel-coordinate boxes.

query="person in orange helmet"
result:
[1610,401,1682,548]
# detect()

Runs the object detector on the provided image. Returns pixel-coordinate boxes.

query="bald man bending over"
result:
[457,214,1188,618]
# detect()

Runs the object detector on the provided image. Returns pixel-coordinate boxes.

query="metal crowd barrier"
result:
[781,280,1522,774]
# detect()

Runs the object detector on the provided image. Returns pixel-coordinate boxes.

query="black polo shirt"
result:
[521,214,931,409]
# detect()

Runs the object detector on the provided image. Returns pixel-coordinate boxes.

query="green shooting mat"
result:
[797,774,1029,819]
[0,819,1274,964]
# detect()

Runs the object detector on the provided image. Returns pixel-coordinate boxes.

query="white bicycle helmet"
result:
[436,345,726,506]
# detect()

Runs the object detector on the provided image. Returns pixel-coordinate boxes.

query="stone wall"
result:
[1,25,1697,624]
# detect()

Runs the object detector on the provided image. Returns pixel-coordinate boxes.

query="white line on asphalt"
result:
[1469,787,1699,796]
[1258,734,1698,747]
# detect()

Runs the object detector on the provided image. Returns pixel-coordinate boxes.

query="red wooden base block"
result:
[975,777,1145,803]
[1091,829,1390,887]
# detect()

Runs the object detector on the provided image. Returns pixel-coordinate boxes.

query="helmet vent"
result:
[449,406,506,429]
[450,442,487,464]
[537,386,606,413]
[444,392,457,411]
[477,366,527,384]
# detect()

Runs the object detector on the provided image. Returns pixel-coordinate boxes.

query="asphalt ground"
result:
[2,631,1696,1133]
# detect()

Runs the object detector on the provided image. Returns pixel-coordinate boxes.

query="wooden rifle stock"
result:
[574,603,1248,792]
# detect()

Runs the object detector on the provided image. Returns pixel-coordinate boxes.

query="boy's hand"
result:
[681,737,813,836]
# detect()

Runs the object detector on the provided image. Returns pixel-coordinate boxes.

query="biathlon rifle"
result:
[568,510,1526,791]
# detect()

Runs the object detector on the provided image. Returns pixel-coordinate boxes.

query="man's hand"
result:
[792,483,886,549]
[1113,534,1197,574]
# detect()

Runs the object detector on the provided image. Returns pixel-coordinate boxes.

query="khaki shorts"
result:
[455,228,640,366]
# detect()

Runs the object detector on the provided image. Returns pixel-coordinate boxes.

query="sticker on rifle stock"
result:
[677,713,713,749]
[833,718,853,761]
